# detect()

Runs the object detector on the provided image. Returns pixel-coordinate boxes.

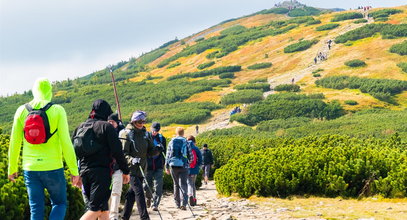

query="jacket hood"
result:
[32,78,52,102]
[89,99,113,121]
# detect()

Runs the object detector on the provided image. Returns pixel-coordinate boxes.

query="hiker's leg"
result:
[43,168,67,220]
[188,174,197,198]
[80,210,103,220]
[85,168,111,217]
[170,167,181,207]
[153,169,164,207]
[144,169,153,207]
[132,176,149,220]
[24,170,45,220]
[122,178,136,220]
[109,169,123,220]
[179,168,189,207]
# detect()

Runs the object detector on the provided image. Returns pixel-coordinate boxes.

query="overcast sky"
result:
[0,0,405,96]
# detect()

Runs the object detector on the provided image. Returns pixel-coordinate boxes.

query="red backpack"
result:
[24,103,57,144]
[189,148,198,169]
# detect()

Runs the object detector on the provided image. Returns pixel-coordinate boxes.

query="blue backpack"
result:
[168,138,188,167]
[152,134,164,159]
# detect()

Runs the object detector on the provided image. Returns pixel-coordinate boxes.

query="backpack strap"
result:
[24,103,33,112]
[41,102,54,111]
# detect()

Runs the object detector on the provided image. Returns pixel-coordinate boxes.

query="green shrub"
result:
[256,117,311,131]
[375,17,388,22]
[221,90,263,105]
[195,38,205,42]
[234,83,270,92]
[316,23,340,31]
[369,9,403,19]
[197,61,215,70]
[389,40,407,56]
[288,7,321,17]
[214,135,407,198]
[248,78,267,83]
[331,12,363,22]
[315,75,407,103]
[312,68,324,73]
[397,62,407,73]
[219,72,235,79]
[344,100,358,105]
[345,59,367,67]
[354,19,368,24]
[274,84,300,92]
[255,8,289,15]
[167,61,181,69]
[231,93,344,125]
[335,24,407,43]
[305,19,321,26]
[167,66,242,80]
[247,62,272,70]
[220,25,247,35]
[284,39,318,53]
[313,73,321,77]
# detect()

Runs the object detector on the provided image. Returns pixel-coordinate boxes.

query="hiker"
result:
[73,99,130,220]
[314,57,317,64]
[201,144,214,185]
[144,122,167,211]
[186,135,202,206]
[7,78,80,220]
[195,124,199,135]
[291,78,295,84]
[107,113,126,220]
[121,111,163,220]
[165,127,193,210]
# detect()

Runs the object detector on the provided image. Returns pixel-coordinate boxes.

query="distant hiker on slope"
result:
[186,135,202,206]
[121,111,163,220]
[73,99,130,220]
[165,127,193,210]
[144,122,167,212]
[8,78,80,220]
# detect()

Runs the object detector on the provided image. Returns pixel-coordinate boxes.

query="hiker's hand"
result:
[122,174,130,184]
[8,172,18,182]
[71,175,81,188]
[165,169,170,175]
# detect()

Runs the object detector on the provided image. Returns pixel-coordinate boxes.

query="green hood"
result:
[32,78,52,102]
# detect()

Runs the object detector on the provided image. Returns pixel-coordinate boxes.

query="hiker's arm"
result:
[8,106,25,177]
[58,106,79,176]
[187,142,194,163]
[197,148,203,167]
[120,131,133,165]
[107,125,129,175]
[147,134,160,157]
[209,151,214,165]
[165,140,173,169]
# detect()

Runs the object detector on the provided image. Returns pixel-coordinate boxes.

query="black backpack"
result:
[73,121,103,158]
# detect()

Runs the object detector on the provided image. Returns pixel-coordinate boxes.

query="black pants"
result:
[122,175,149,220]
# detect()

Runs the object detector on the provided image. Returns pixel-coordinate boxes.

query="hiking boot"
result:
[146,198,151,208]
[180,206,187,210]
[189,196,194,206]
[152,206,158,211]
[193,198,197,206]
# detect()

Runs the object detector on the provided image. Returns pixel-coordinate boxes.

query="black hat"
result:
[151,122,161,132]
[89,99,113,120]
[203,143,208,148]
[108,113,120,123]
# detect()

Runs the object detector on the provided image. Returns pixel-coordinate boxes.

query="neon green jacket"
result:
[8,78,79,176]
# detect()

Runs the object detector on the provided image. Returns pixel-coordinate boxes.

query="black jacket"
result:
[74,99,129,175]
[147,133,167,171]
[201,148,214,165]
[120,124,160,177]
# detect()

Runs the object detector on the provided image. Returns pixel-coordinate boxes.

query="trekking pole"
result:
[168,168,195,217]
[138,166,163,220]
[109,66,122,121]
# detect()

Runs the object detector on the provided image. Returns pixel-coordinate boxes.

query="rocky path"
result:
[130,180,289,220]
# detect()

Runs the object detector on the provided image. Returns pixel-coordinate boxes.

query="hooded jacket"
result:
[73,99,129,175]
[8,78,79,176]
[120,123,159,177]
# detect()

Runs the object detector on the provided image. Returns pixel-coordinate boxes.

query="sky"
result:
[0,0,405,96]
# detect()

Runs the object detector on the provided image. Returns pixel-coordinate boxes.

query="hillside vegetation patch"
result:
[331,12,363,22]
[274,84,300,92]
[230,93,344,126]
[344,59,367,67]
[287,7,321,17]
[284,39,319,53]
[234,83,271,92]
[316,76,407,104]
[167,66,241,81]
[397,62,407,73]
[369,9,403,20]
[316,23,340,31]
[221,89,264,105]
[335,24,407,43]
[197,61,215,70]
[389,40,407,56]
[247,62,272,70]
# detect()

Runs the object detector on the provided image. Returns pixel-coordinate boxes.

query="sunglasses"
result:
[135,120,146,124]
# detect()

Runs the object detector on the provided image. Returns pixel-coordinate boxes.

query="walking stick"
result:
[109,67,122,121]
[139,166,164,220]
